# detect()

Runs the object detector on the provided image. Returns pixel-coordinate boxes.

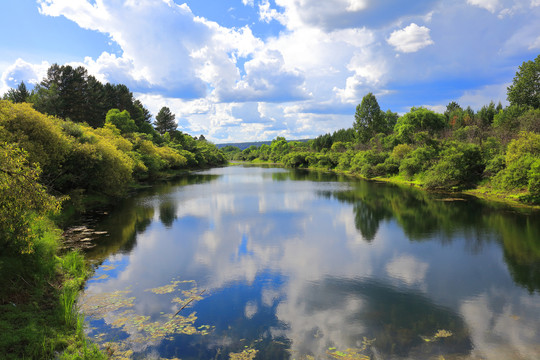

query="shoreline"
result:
[231,160,540,211]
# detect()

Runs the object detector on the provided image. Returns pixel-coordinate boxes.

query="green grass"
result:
[0,217,107,359]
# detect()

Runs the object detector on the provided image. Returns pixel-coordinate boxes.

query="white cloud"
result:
[467,0,501,13]
[387,23,434,53]
[0,58,50,94]
[258,0,285,23]
[17,0,538,142]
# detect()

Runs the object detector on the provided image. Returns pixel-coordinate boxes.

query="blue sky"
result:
[0,0,539,143]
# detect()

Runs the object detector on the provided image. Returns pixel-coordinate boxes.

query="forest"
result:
[224,55,540,206]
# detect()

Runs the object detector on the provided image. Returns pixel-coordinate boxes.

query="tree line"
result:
[224,55,540,204]
[1,64,227,255]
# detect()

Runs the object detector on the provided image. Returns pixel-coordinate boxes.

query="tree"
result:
[3,82,30,103]
[507,54,540,109]
[105,109,137,134]
[154,107,176,135]
[354,93,385,143]
[394,107,447,143]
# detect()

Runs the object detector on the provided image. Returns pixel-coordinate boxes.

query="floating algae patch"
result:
[421,329,453,343]
[79,289,135,316]
[80,279,214,359]
[228,348,258,360]
[326,338,376,360]
[101,264,117,271]
[146,279,188,294]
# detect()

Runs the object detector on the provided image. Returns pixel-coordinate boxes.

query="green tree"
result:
[507,54,540,109]
[3,81,30,103]
[154,106,177,135]
[354,93,385,143]
[394,107,447,143]
[105,109,137,134]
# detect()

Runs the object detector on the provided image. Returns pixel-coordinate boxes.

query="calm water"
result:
[80,165,540,360]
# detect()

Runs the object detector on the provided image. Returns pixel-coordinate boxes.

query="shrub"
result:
[424,141,484,189]
[399,146,438,178]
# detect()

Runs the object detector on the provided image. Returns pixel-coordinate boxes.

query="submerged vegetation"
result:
[0,64,226,358]
[225,55,540,206]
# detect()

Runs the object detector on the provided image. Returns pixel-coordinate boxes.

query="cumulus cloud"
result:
[0,58,50,92]
[387,23,434,53]
[14,0,536,142]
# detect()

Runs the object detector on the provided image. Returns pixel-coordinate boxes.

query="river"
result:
[79,165,540,360]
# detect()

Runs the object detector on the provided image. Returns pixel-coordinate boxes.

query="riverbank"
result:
[0,216,107,359]
[233,160,540,210]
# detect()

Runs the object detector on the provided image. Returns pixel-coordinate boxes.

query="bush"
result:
[424,141,484,189]
[399,146,438,178]
[493,132,540,192]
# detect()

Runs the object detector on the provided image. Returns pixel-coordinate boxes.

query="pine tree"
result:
[154,106,177,135]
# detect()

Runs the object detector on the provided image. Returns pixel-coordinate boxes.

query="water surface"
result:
[81,165,540,360]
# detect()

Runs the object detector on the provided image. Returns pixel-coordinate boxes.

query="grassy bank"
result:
[0,216,107,359]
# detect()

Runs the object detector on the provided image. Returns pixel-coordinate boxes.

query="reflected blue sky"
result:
[82,166,540,359]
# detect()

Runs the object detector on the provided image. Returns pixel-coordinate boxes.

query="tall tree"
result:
[3,81,30,103]
[507,54,540,109]
[154,106,177,135]
[354,93,385,143]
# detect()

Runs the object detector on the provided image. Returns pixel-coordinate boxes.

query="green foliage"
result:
[507,54,540,109]
[0,101,72,186]
[282,152,310,168]
[424,141,484,189]
[350,150,389,178]
[0,142,60,254]
[3,81,30,103]
[399,145,438,178]
[394,107,447,143]
[105,108,137,134]
[493,132,540,195]
[155,106,177,135]
[354,92,386,143]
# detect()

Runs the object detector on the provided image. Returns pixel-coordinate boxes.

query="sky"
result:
[0,0,539,143]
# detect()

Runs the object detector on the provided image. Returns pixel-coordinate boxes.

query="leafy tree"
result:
[507,54,540,109]
[155,106,177,135]
[476,101,497,127]
[394,107,446,143]
[354,93,385,143]
[105,109,137,134]
[383,110,399,132]
[3,81,30,103]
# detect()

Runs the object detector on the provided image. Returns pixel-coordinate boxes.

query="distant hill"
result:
[216,139,310,150]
